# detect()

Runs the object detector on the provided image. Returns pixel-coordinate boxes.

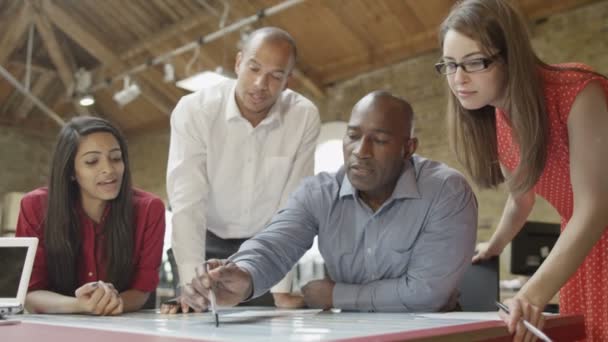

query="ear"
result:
[403,137,418,160]
[234,51,243,75]
[283,72,293,91]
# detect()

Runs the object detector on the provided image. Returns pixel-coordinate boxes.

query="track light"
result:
[113,76,141,107]
[163,63,175,83]
[176,67,230,92]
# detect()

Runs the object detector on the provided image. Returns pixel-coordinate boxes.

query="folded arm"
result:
[333,176,478,312]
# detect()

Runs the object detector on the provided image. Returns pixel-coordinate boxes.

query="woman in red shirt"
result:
[436,0,608,341]
[16,116,165,315]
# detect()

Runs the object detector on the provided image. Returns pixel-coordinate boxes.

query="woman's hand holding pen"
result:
[500,296,546,342]
[74,281,124,316]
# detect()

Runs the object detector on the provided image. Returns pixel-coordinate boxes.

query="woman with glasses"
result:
[15,116,165,315]
[437,0,608,340]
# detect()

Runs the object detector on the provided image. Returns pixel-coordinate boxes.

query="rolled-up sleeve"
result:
[333,175,478,312]
[167,95,210,286]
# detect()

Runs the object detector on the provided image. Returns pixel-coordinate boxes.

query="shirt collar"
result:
[225,83,283,126]
[77,200,111,232]
[339,157,421,200]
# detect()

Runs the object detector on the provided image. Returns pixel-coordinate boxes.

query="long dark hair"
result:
[44,116,134,295]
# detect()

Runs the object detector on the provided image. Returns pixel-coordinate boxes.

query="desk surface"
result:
[2,308,585,342]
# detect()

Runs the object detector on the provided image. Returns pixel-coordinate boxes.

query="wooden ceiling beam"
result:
[15,72,57,120]
[42,1,177,115]
[291,68,326,99]
[1,68,28,117]
[321,2,374,49]
[320,30,438,84]
[0,2,33,65]
[523,0,599,20]
[120,10,215,61]
[32,10,74,92]
[9,61,54,74]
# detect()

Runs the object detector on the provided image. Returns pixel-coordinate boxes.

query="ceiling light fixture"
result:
[176,67,230,92]
[163,63,175,83]
[113,76,141,106]
[78,94,95,107]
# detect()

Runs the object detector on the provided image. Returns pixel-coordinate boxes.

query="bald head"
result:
[353,90,415,137]
[241,27,297,70]
[343,90,418,207]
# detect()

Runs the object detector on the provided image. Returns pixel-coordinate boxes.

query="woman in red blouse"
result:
[436,0,608,341]
[16,116,165,315]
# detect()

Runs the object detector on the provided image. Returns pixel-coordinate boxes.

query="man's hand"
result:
[301,279,335,310]
[159,289,195,314]
[189,259,254,308]
[272,292,306,309]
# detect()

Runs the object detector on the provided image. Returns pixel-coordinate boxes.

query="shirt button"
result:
[88,272,93,277]
[367,248,372,254]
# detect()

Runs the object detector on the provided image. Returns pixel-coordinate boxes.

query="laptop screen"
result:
[0,247,28,297]
[0,237,38,314]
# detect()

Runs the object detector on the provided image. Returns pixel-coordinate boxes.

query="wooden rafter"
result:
[120,9,215,61]
[42,1,177,115]
[32,9,74,91]
[523,0,599,19]
[291,68,325,99]
[9,61,54,74]
[15,71,56,119]
[0,2,33,65]
[320,30,438,84]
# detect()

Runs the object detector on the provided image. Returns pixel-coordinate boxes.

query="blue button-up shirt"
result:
[231,155,477,312]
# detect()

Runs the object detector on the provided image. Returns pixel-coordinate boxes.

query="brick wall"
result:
[127,129,170,200]
[0,126,54,196]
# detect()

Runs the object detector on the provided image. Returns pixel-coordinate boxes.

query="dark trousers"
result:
[206,230,275,306]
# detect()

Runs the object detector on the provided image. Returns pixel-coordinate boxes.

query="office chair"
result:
[167,248,180,293]
[458,256,499,312]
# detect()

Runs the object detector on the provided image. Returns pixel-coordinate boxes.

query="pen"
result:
[198,263,219,327]
[495,301,552,342]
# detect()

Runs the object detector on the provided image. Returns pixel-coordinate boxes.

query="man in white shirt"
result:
[163,27,321,313]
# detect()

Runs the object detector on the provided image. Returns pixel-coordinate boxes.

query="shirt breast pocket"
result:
[260,156,291,203]
[383,225,422,276]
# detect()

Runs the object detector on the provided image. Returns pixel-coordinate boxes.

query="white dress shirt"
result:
[167,78,321,290]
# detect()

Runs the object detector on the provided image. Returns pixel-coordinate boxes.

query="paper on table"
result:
[222,309,322,318]
[417,312,502,321]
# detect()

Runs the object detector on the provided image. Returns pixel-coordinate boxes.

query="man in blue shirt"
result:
[183,90,478,312]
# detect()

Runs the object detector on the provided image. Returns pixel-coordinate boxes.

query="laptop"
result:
[0,237,38,318]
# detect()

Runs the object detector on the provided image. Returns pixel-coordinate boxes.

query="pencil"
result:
[495,301,552,342]
[197,264,219,327]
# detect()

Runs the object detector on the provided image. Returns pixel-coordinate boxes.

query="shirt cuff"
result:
[178,262,200,287]
[333,282,365,311]
[233,261,264,300]
[270,269,294,293]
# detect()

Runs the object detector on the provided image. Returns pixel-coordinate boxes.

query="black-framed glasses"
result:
[434,53,501,75]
